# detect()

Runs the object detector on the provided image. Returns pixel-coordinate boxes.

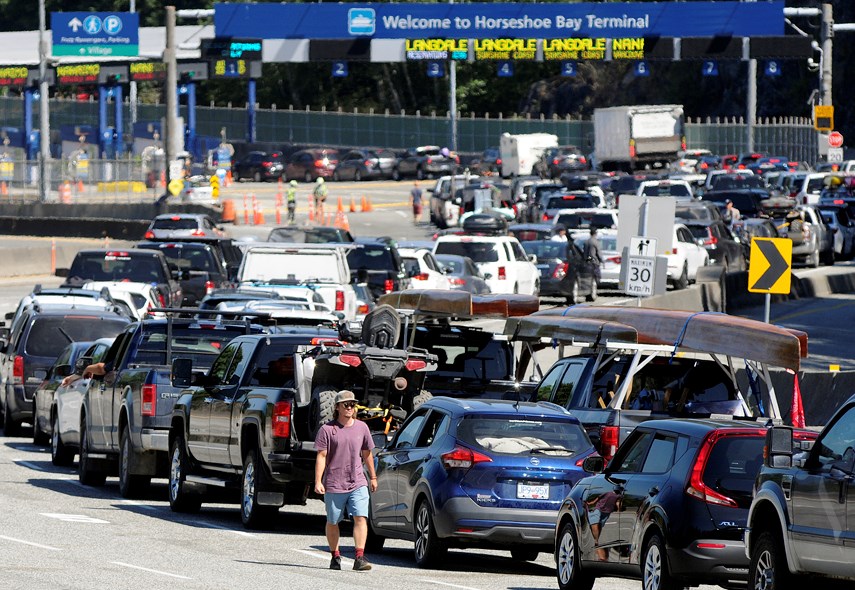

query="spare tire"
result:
[309,387,337,439]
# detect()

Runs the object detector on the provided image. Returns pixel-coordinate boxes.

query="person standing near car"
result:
[411,181,423,225]
[286,180,298,224]
[314,390,377,572]
[583,227,603,284]
[313,177,328,222]
[723,199,741,227]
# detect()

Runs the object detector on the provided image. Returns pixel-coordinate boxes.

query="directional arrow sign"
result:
[748,237,792,294]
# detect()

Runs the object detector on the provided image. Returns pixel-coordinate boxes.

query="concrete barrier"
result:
[0,217,149,240]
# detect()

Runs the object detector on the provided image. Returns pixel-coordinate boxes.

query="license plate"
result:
[517,482,549,499]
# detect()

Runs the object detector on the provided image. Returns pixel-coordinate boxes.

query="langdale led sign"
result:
[56,63,100,84]
[129,61,167,81]
[404,38,649,61]
[0,66,28,86]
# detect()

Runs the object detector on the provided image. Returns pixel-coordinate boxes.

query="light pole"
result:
[38,0,50,202]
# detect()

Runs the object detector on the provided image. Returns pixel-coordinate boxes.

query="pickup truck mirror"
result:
[54,364,72,378]
[172,358,193,388]
[55,268,69,278]
[371,432,390,450]
[4,311,12,320]
[582,455,605,474]
[765,426,793,468]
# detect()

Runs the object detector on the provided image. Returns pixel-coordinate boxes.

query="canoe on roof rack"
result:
[377,290,539,319]
[505,316,638,345]
[532,306,806,371]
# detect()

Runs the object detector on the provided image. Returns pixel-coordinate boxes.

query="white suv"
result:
[398,247,452,290]
[433,235,539,295]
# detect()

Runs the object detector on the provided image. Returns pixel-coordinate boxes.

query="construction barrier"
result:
[96,181,147,193]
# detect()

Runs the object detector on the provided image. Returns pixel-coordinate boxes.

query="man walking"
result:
[584,227,603,285]
[286,179,298,224]
[411,181,423,224]
[314,390,377,572]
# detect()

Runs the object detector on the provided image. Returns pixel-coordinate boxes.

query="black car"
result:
[232,151,285,182]
[534,145,587,178]
[521,240,597,303]
[555,419,813,590]
[734,217,781,262]
[135,241,232,306]
[683,219,747,270]
[333,148,396,181]
[700,189,769,219]
[393,146,458,181]
[346,237,410,299]
[675,201,723,223]
[146,237,244,283]
[1,307,129,436]
[469,147,501,175]
[434,254,490,294]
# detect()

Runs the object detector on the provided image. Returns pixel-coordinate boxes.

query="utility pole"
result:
[164,6,178,186]
[38,0,50,202]
[448,0,458,153]
[129,0,137,126]
[821,3,833,107]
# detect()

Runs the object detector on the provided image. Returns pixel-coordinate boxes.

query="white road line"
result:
[395,210,408,219]
[115,500,158,511]
[0,535,61,551]
[418,579,482,590]
[111,561,193,580]
[198,522,258,538]
[293,548,353,564]
[15,460,45,471]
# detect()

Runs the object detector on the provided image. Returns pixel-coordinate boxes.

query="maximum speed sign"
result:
[626,256,655,297]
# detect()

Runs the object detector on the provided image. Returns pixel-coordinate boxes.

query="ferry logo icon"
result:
[348,8,375,36]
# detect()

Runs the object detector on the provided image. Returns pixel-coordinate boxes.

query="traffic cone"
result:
[221,199,236,223]
[225,170,233,187]
[361,196,368,212]
[349,197,356,213]
[1,181,7,196]
[337,195,344,214]
[276,178,283,207]
[275,202,282,225]
[77,179,84,193]
[308,195,315,222]
[243,194,249,225]
[342,214,350,232]
[251,194,259,226]
[60,181,72,203]
[365,196,374,212]
[160,170,166,188]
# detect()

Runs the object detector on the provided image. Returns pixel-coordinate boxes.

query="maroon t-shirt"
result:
[315,419,374,493]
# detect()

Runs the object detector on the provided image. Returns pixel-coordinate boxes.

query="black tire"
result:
[586,279,598,302]
[119,427,151,499]
[642,533,682,590]
[365,518,386,553]
[78,416,106,486]
[50,411,74,467]
[241,448,278,530]
[413,500,447,568]
[821,248,835,266]
[253,171,262,183]
[567,280,579,305]
[169,434,202,513]
[33,402,49,446]
[232,170,240,182]
[674,263,689,290]
[309,387,337,439]
[556,521,594,590]
[354,170,362,182]
[749,531,793,590]
[511,548,539,561]
[3,394,21,436]
[304,171,313,183]
[392,168,401,182]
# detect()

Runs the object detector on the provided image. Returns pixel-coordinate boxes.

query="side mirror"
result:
[582,455,605,474]
[55,268,69,278]
[54,364,72,378]
[765,426,794,468]
[171,357,193,388]
[74,356,93,373]
[371,432,390,450]
[483,272,493,280]
[4,311,12,320]
[528,254,538,263]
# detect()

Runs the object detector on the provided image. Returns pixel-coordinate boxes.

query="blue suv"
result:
[368,397,596,567]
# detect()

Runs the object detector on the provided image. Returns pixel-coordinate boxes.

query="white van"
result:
[500,132,558,177]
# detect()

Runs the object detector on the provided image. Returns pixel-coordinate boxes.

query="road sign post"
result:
[748,237,792,323]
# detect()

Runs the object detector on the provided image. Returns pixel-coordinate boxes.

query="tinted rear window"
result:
[132,326,253,367]
[26,317,128,357]
[434,241,499,263]
[457,416,591,456]
[676,206,714,221]
[702,434,765,506]
[152,247,216,272]
[521,241,565,260]
[153,218,198,230]
[546,195,594,210]
[347,246,396,271]
[69,253,165,283]
[555,213,616,230]
[640,184,691,197]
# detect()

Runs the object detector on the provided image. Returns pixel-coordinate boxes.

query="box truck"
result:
[499,132,558,177]
[594,105,685,172]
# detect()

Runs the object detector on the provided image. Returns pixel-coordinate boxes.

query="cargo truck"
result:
[594,105,685,172]
[499,132,558,177]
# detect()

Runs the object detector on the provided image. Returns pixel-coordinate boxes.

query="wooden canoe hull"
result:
[378,290,539,319]
[505,316,638,344]
[533,306,804,370]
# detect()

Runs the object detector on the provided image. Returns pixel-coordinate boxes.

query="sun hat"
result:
[335,390,357,405]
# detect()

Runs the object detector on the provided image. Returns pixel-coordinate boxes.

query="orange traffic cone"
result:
[308,196,315,222]
[77,179,84,193]
[225,170,233,187]
[365,196,374,212]
[337,195,344,214]
[341,214,350,232]
[1,181,8,196]
[221,199,236,223]
[60,181,72,203]
[275,202,282,225]
[360,196,368,212]
[349,197,356,213]
[243,194,249,225]
[160,170,166,188]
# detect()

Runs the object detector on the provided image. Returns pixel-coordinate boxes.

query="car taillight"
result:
[607,255,621,264]
[144,231,155,239]
[141,384,156,417]
[311,337,343,346]
[672,247,678,255]
[553,158,560,165]
[629,140,636,158]
[681,137,687,151]
[314,159,324,168]
[414,273,429,281]
[272,401,291,438]
[191,229,205,236]
[364,160,372,168]
[405,358,427,371]
[542,214,550,222]
[580,156,587,164]
[599,426,619,462]
[384,279,394,293]
[339,354,362,367]
[262,161,272,168]
[448,277,466,286]
[703,236,718,246]
[204,280,215,294]
[335,290,345,311]
[441,446,492,470]
[496,158,502,165]
[685,430,754,508]
[553,263,568,279]
[498,266,506,280]
[357,303,370,315]
[12,355,24,384]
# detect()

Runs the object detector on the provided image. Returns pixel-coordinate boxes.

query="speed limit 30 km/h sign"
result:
[626,256,655,297]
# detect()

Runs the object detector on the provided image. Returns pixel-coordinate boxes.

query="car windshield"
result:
[26,316,128,357]
[347,246,396,271]
[555,212,616,230]
[434,241,499,263]
[437,257,464,274]
[457,416,591,456]
[69,253,165,283]
[241,251,342,283]
[676,206,715,221]
[152,218,198,230]
[701,193,760,216]
[414,330,512,381]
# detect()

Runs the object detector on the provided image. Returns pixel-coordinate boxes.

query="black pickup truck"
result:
[746,394,855,589]
[78,313,260,497]
[168,333,322,529]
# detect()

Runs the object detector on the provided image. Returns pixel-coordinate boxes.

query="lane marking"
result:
[198,522,258,538]
[40,513,110,524]
[0,535,61,551]
[14,460,45,471]
[293,548,355,566]
[115,500,158,511]
[395,211,408,219]
[111,561,192,580]
[418,579,482,590]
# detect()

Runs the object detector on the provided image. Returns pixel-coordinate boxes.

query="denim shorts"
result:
[325,486,369,524]
[589,509,610,528]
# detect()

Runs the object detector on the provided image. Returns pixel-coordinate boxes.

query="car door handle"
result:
[648,486,659,496]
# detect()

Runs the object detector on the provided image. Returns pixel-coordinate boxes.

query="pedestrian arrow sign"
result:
[748,237,792,294]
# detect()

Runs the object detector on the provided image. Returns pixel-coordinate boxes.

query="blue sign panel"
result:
[702,60,719,77]
[765,60,781,77]
[332,61,349,78]
[51,12,139,57]
[215,2,785,40]
[561,61,577,77]
[497,61,514,77]
[426,61,444,78]
[635,61,650,77]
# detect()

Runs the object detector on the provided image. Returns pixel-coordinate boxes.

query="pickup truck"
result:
[78,313,261,497]
[746,394,855,588]
[167,333,326,529]
[508,307,807,461]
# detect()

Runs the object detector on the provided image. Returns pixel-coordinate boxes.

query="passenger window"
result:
[552,360,588,408]
[224,343,254,386]
[641,436,676,473]
[612,431,654,473]
[502,242,513,262]
[512,242,528,262]
[535,364,566,403]
[415,411,449,448]
[393,410,428,449]
[814,406,855,469]
[209,343,239,383]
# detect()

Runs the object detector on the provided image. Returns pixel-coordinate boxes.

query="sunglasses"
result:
[340,402,357,409]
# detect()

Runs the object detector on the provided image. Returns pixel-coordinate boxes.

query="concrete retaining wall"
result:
[0,202,221,222]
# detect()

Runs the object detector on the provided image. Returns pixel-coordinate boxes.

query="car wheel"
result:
[642,533,682,590]
[309,387,336,439]
[333,170,340,182]
[304,171,313,183]
[392,168,401,181]
[586,278,598,302]
[567,280,579,304]
[119,427,151,499]
[33,402,49,446]
[809,249,820,268]
[821,248,835,266]
[674,263,689,290]
[78,416,106,486]
[413,500,447,568]
[253,171,262,183]
[241,447,278,530]
[169,434,202,513]
[232,170,240,182]
[556,521,594,590]
[50,411,74,467]
[750,531,792,590]
[354,170,362,182]
[365,517,386,553]
[510,548,539,561]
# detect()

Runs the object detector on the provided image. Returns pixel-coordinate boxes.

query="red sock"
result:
[355,548,364,559]
[333,550,341,558]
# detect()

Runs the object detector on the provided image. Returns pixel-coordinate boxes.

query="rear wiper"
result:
[529,447,574,455]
